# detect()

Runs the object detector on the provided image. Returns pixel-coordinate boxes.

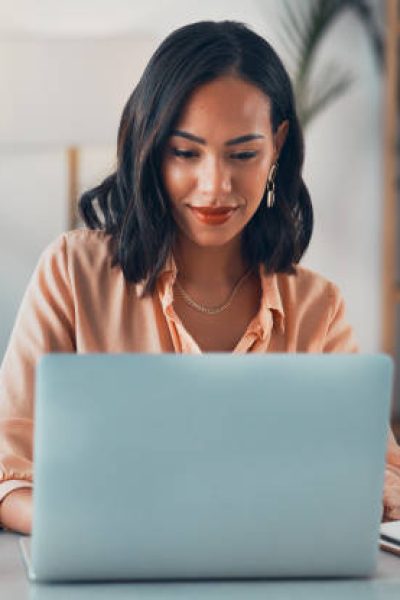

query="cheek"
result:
[162,162,193,201]
[162,158,271,205]
[236,162,269,204]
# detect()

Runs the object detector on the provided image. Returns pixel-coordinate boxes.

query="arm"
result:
[382,429,400,521]
[0,234,75,532]
[0,488,32,534]
[323,284,400,521]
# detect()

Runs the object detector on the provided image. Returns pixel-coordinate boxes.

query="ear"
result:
[273,120,289,161]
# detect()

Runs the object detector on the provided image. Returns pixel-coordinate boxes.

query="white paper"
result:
[380,520,400,543]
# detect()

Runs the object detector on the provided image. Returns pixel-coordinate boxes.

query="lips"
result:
[189,206,237,225]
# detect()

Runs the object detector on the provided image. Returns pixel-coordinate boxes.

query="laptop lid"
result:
[31,353,393,581]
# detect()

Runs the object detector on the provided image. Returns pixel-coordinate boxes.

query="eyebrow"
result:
[170,130,265,146]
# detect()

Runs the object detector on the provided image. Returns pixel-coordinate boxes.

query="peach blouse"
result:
[1,229,399,512]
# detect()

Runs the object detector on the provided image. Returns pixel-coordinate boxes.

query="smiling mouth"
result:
[188,206,238,215]
[188,206,238,225]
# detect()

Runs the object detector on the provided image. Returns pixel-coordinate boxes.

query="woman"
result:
[1,20,399,534]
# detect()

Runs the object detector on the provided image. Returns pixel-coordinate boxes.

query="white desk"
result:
[2,531,400,599]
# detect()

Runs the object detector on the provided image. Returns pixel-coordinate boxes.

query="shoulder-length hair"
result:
[79,20,313,295]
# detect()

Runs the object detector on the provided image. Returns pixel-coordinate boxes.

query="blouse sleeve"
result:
[322,284,358,353]
[323,283,400,520]
[0,234,75,504]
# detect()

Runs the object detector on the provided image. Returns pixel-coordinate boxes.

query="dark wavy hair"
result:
[79,20,313,296]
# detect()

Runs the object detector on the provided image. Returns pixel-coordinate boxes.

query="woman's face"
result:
[161,75,288,248]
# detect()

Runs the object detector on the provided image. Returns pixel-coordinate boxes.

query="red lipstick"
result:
[189,206,237,225]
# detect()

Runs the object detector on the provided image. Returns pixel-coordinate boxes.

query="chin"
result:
[172,213,243,247]
[184,229,242,249]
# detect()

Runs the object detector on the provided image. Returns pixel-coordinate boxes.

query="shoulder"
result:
[33,229,121,294]
[64,228,113,259]
[277,265,340,302]
[41,228,115,273]
[267,265,356,352]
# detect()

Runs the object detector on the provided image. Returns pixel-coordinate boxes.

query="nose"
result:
[197,155,232,200]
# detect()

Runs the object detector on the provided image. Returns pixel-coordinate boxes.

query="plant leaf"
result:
[273,0,382,128]
[301,71,354,127]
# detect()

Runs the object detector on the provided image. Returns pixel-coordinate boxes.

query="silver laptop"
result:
[20,353,393,582]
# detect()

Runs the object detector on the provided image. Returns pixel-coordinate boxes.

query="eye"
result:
[170,148,198,159]
[231,151,258,160]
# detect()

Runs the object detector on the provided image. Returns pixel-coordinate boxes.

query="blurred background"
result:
[0,1,399,417]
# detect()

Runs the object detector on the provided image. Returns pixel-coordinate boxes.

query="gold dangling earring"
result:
[266,162,278,208]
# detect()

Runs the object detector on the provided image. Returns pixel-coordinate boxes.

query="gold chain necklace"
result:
[174,268,252,315]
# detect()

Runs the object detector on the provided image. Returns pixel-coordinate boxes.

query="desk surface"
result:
[2,531,400,600]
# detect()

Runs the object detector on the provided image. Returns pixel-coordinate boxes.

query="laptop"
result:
[20,353,393,582]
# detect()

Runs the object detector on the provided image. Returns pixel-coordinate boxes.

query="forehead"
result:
[175,76,272,135]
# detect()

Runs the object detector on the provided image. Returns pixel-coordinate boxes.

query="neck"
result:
[173,235,250,289]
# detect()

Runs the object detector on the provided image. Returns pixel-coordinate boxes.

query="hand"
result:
[382,468,400,522]
[0,488,32,534]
